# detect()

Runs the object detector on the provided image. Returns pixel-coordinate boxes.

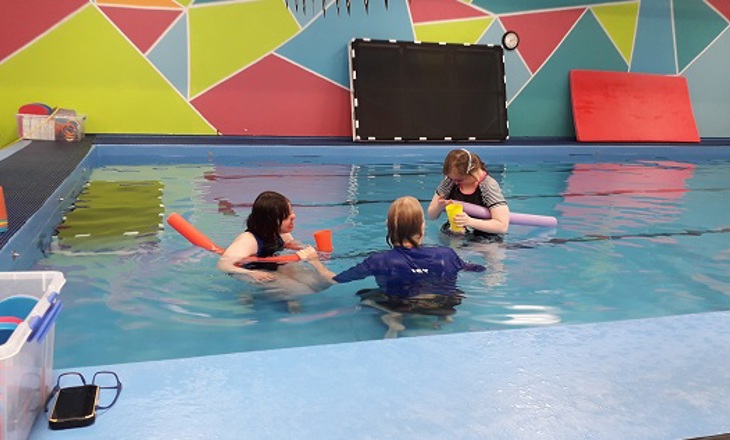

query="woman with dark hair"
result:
[217,191,301,281]
[298,196,485,338]
[427,148,510,240]
[217,191,327,312]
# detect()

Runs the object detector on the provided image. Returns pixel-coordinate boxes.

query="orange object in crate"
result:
[0,186,7,232]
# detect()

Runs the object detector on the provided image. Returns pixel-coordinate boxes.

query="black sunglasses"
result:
[45,370,123,413]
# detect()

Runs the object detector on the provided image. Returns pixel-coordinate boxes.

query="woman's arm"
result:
[463,176,510,234]
[428,178,454,220]
[297,247,337,282]
[427,192,450,220]
[459,204,510,234]
[281,233,303,250]
[216,232,275,282]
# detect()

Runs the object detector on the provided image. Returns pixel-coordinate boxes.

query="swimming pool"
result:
[27,144,730,368]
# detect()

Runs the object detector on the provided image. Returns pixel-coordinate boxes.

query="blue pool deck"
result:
[28,311,730,440]
[1,138,729,439]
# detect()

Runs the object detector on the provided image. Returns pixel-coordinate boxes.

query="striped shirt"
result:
[435,175,507,209]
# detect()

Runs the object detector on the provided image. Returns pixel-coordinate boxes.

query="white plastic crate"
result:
[0,271,65,440]
[16,114,86,142]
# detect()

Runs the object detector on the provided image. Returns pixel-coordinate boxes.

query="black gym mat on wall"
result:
[349,39,508,142]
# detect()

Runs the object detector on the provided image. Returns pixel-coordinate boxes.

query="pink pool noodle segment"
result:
[456,201,558,228]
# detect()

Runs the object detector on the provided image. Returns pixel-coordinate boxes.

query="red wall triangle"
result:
[100,6,182,54]
[501,8,584,74]
[707,0,730,21]
[192,54,351,137]
[0,0,87,62]
[410,0,489,25]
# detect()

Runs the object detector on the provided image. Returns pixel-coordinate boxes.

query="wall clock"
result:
[502,31,519,50]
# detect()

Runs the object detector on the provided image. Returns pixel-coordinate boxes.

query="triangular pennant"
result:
[287,0,323,28]
[501,8,584,73]
[592,2,639,64]
[414,17,494,44]
[0,0,87,63]
[707,0,730,21]
[191,54,351,136]
[409,0,489,25]
[100,6,182,53]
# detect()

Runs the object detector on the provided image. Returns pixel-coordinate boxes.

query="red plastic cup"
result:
[313,229,333,253]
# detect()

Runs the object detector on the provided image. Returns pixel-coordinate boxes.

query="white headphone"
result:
[461,148,474,173]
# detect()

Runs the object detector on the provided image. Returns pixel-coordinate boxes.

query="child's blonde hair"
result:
[387,196,424,248]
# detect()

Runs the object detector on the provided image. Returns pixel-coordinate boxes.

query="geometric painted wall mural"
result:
[1,0,729,147]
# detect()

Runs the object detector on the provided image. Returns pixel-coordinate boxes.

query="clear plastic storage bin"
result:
[16,114,86,142]
[0,271,65,440]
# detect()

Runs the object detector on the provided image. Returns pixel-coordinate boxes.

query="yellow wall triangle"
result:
[592,2,639,64]
[414,17,494,45]
[189,0,299,97]
[0,5,213,145]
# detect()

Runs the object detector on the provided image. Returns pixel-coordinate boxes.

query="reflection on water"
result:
[558,161,696,232]
[32,158,730,368]
[472,304,562,326]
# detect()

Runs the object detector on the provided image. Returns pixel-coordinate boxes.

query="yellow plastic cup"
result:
[444,204,464,233]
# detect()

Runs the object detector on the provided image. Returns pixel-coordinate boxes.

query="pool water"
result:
[32,148,730,368]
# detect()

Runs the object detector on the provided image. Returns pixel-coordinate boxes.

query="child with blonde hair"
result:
[298,196,485,337]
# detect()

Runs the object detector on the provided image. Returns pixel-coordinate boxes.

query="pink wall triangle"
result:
[707,0,730,21]
[410,0,489,24]
[100,6,182,54]
[501,8,584,74]
[0,0,87,62]
[192,54,351,137]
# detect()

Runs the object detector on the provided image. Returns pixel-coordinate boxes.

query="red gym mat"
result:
[570,70,700,143]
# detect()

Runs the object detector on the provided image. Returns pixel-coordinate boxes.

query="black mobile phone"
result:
[49,385,99,430]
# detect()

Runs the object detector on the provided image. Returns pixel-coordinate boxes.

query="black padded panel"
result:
[350,39,508,142]
[0,139,93,249]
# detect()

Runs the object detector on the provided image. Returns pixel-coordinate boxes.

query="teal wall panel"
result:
[631,0,676,74]
[276,0,413,87]
[507,11,626,137]
[148,15,188,98]
[684,30,730,137]
[674,0,727,72]
[478,21,531,104]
